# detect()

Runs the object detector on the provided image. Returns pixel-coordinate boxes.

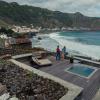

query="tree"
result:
[0,27,7,34]
[7,29,14,37]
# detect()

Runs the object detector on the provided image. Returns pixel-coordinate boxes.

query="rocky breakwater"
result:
[0,62,68,100]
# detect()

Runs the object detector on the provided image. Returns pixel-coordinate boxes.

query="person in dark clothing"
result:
[56,45,61,60]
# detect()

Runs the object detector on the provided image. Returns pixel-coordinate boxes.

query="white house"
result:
[0,34,8,39]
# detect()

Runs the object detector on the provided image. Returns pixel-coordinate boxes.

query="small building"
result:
[0,34,8,39]
[8,37,32,49]
[12,25,39,33]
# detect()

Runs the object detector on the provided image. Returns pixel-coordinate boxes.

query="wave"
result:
[49,33,100,60]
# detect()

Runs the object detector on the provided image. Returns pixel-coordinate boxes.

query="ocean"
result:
[32,31,100,60]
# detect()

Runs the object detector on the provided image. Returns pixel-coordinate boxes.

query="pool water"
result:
[65,64,96,78]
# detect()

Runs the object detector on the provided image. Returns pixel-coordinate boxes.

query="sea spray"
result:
[32,31,100,60]
[49,32,100,60]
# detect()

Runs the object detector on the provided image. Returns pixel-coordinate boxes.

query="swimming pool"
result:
[65,64,97,78]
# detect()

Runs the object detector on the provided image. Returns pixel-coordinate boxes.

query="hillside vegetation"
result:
[0,1,100,29]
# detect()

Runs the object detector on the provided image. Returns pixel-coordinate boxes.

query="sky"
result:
[3,0,100,17]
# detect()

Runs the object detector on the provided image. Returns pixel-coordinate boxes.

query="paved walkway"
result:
[39,56,100,100]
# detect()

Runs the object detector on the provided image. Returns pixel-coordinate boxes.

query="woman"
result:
[62,46,66,59]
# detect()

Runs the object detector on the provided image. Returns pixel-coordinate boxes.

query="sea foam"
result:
[49,32,100,60]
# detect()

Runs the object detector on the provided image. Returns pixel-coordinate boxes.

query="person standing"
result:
[56,45,61,60]
[62,46,66,59]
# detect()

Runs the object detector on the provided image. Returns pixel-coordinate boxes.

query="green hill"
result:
[0,0,100,29]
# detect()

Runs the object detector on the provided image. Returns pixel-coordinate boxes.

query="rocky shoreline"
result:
[0,61,68,100]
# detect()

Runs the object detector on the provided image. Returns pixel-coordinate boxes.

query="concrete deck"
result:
[10,59,83,100]
[12,53,32,59]
[17,56,100,100]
